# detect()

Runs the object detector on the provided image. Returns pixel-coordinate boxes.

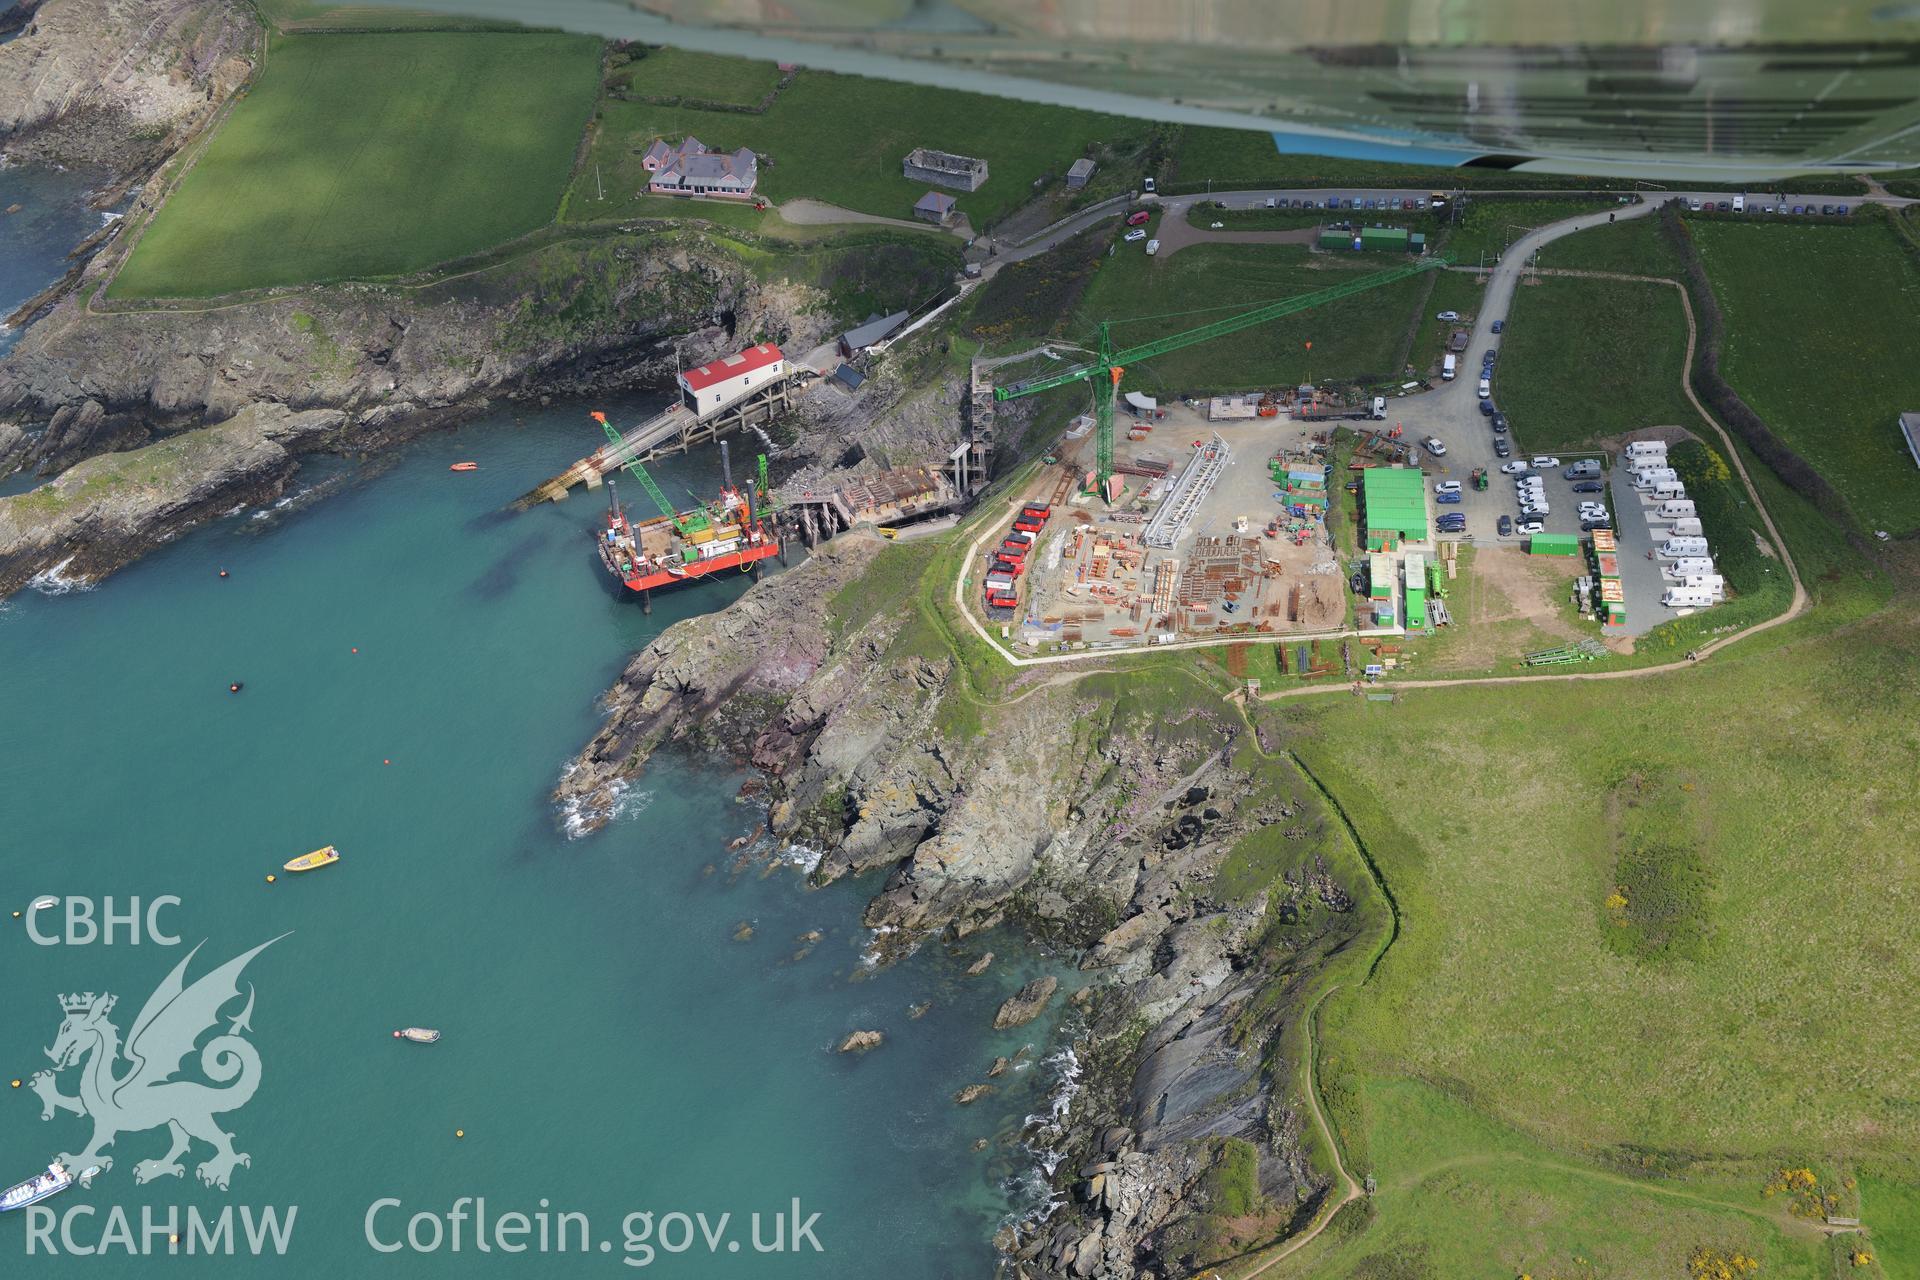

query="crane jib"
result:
[990,255,1449,403]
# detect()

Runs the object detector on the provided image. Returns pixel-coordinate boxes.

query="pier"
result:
[518,374,800,507]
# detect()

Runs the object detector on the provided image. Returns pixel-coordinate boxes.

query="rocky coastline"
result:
[556,541,1367,1278]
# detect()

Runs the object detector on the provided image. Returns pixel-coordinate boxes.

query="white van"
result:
[1477,377,1491,399]
[1442,354,1457,381]
[1659,536,1710,557]
[1651,481,1687,502]
[1663,586,1718,609]
[1666,519,1705,539]
[1633,468,1679,489]
[1145,239,1160,256]
[1625,441,1668,461]
[1371,396,1388,420]
[1732,195,1745,213]
[1655,499,1697,520]
[1675,574,1726,598]
[1667,555,1715,576]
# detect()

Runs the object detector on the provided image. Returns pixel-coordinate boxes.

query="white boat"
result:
[1,1161,75,1213]
[392,1027,442,1044]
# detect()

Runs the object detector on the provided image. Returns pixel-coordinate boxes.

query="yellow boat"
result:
[283,846,340,873]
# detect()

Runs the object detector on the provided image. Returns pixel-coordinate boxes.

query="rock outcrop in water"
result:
[559,542,1372,1278]
[0,399,402,594]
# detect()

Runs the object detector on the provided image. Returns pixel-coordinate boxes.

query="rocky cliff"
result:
[557,541,1370,1277]
[0,0,256,174]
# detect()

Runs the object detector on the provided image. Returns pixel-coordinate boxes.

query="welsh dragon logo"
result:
[28,936,284,1190]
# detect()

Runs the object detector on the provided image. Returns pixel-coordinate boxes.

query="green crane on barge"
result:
[993,254,1452,497]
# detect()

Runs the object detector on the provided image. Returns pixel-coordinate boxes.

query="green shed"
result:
[1529,533,1580,556]
[1360,226,1410,251]
[1318,229,1353,250]
[1362,467,1428,546]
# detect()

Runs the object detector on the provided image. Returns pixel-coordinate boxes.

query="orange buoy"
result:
[230,683,242,693]
[351,647,358,654]
[383,759,391,766]
[218,569,229,578]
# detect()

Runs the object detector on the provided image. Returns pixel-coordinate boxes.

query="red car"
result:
[1126,211,1150,226]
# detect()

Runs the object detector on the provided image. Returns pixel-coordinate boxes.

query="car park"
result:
[1531,456,1560,468]
[1435,480,1462,494]
[1497,515,1513,536]
[1492,438,1512,457]
[1500,461,1529,474]
[1424,437,1447,456]
[1124,229,1147,242]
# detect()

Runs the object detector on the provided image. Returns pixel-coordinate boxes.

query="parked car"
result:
[1350,570,1366,594]
[1792,205,1804,215]
[1435,480,1462,494]
[1571,480,1604,493]
[1436,516,1467,532]
[1436,310,1460,322]
[1424,437,1447,456]
[1518,519,1545,535]
[1142,177,1156,193]
[1689,199,1702,211]
[1717,201,1731,211]
[1491,319,1505,334]
[1483,348,1498,364]
[1493,438,1513,457]
[1478,400,1495,417]
[1497,515,1514,536]
[1127,210,1151,226]
[1531,456,1560,468]
[1491,412,1509,432]
[1500,461,1530,474]
[1124,229,1147,242]
[1580,517,1613,532]
[1837,204,1850,216]
[1436,490,1462,505]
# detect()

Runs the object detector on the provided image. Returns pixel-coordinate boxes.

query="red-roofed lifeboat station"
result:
[677,342,787,416]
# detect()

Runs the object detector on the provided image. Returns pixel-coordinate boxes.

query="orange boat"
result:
[450,462,478,472]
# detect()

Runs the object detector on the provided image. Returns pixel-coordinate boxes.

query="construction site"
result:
[976,256,1451,660]
[986,407,1355,653]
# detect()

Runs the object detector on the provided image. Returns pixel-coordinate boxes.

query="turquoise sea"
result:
[0,198,1072,1274]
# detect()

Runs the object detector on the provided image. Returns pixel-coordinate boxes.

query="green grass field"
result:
[1068,242,1430,394]
[1537,211,1686,277]
[113,32,601,297]
[1442,196,1618,265]
[567,69,1142,228]
[1688,219,1920,534]
[1494,275,1696,452]
[1283,594,1920,1171]
[605,46,783,106]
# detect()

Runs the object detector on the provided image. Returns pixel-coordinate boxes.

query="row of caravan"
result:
[1629,441,1723,609]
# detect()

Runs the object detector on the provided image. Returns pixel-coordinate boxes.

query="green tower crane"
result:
[993,255,1451,497]
[591,411,710,535]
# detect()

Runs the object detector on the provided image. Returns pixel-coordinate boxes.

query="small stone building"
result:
[1066,158,1096,190]
[913,190,957,224]
[903,147,988,192]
